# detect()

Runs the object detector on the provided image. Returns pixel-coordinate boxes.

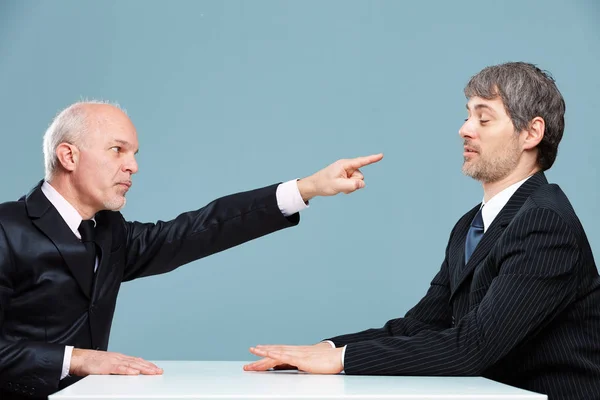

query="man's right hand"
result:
[70,348,163,376]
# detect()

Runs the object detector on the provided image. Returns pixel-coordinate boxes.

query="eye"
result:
[480,120,489,124]
[111,146,121,153]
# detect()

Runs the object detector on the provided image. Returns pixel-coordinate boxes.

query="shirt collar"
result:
[41,181,95,240]
[480,175,532,232]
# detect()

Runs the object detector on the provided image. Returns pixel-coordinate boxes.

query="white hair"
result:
[43,100,126,181]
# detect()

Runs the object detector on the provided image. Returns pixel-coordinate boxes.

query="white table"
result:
[49,361,547,400]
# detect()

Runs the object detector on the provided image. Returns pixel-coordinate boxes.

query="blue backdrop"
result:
[0,0,598,361]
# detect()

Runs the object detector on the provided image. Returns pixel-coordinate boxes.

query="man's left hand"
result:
[297,153,383,202]
[245,345,344,374]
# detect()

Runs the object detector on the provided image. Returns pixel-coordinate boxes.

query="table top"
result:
[49,361,546,400]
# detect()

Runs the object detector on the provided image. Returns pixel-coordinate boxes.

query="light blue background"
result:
[0,0,599,361]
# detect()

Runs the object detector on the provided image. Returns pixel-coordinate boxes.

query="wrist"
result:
[315,341,333,349]
[69,348,83,376]
[297,177,317,203]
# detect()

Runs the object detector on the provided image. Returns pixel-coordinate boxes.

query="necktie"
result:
[78,220,96,293]
[465,207,484,264]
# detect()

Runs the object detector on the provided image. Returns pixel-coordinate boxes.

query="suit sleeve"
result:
[121,183,299,281]
[0,222,65,397]
[324,227,455,346]
[342,207,580,375]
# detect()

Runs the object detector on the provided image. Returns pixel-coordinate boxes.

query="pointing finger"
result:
[344,153,383,170]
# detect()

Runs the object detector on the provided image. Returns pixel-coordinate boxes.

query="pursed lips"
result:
[117,181,132,189]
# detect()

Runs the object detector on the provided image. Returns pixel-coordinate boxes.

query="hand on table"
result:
[70,348,163,376]
[244,342,344,374]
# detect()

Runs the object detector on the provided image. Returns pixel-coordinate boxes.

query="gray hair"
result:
[43,100,126,181]
[464,62,566,171]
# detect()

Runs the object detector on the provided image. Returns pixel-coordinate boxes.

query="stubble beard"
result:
[462,138,520,184]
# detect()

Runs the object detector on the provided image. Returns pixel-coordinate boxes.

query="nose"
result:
[123,155,139,175]
[459,118,476,140]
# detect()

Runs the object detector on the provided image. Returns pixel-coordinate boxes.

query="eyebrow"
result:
[113,139,139,155]
[466,103,496,114]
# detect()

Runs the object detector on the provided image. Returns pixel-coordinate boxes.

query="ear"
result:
[522,116,545,150]
[55,143,79,172]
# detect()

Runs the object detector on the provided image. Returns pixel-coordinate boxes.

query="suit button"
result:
[451,316,456,326]
[7,382,12,389]
[95,347,101,350]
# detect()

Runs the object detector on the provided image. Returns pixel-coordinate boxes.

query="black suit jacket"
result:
[327,172,600,400]
[0,181,299,399]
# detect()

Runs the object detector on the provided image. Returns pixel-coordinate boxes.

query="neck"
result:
[482,164,541,202]
[47,175,97,220]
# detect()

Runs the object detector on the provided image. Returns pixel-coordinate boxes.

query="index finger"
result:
[345,153,383,169]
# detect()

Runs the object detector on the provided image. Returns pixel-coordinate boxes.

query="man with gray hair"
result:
[246,62,600,400]
[0,100,383,399]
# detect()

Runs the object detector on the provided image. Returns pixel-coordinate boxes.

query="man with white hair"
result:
[0,100,383,399]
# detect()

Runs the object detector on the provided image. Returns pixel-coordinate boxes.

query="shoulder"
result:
[514,183,587,240]
[0,198,27,225]
[526,183,579,224]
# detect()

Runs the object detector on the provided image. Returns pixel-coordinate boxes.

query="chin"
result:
[103,196,126,211]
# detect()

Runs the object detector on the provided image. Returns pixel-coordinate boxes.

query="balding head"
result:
[42,100,139,217]
[43,100,129,181]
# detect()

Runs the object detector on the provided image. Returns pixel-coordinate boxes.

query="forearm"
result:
[324,316,442,347]
[123,183,299,281]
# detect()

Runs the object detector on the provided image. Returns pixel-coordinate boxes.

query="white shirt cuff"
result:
[276,180,308,217]
[322,341,345,368]
[61,346,73,380]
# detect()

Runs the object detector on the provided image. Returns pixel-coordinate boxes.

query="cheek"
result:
[91,159,117,186]
[97,157,118,172]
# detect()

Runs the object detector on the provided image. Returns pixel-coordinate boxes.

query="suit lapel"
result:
[449,172,549,300]
[26,181,92,299]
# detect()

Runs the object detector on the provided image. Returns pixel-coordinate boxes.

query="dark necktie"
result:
[465,207,484,264]
[78,220,96,293]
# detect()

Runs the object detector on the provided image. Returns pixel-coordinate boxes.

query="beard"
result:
[103,186,128,211]
[462,136,520,183]
[103,195,126,211]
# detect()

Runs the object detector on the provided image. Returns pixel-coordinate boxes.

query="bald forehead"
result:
[79,103,129,123]
[72,104,134,137]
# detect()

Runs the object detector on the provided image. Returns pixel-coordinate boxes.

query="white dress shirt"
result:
[326,175,532,368]
[41,180,308,380]
[480,175,531,232]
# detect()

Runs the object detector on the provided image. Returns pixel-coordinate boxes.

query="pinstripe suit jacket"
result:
[326,172,600,400]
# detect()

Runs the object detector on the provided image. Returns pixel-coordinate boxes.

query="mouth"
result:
[463,146,479,157]
[117,181,132,189]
